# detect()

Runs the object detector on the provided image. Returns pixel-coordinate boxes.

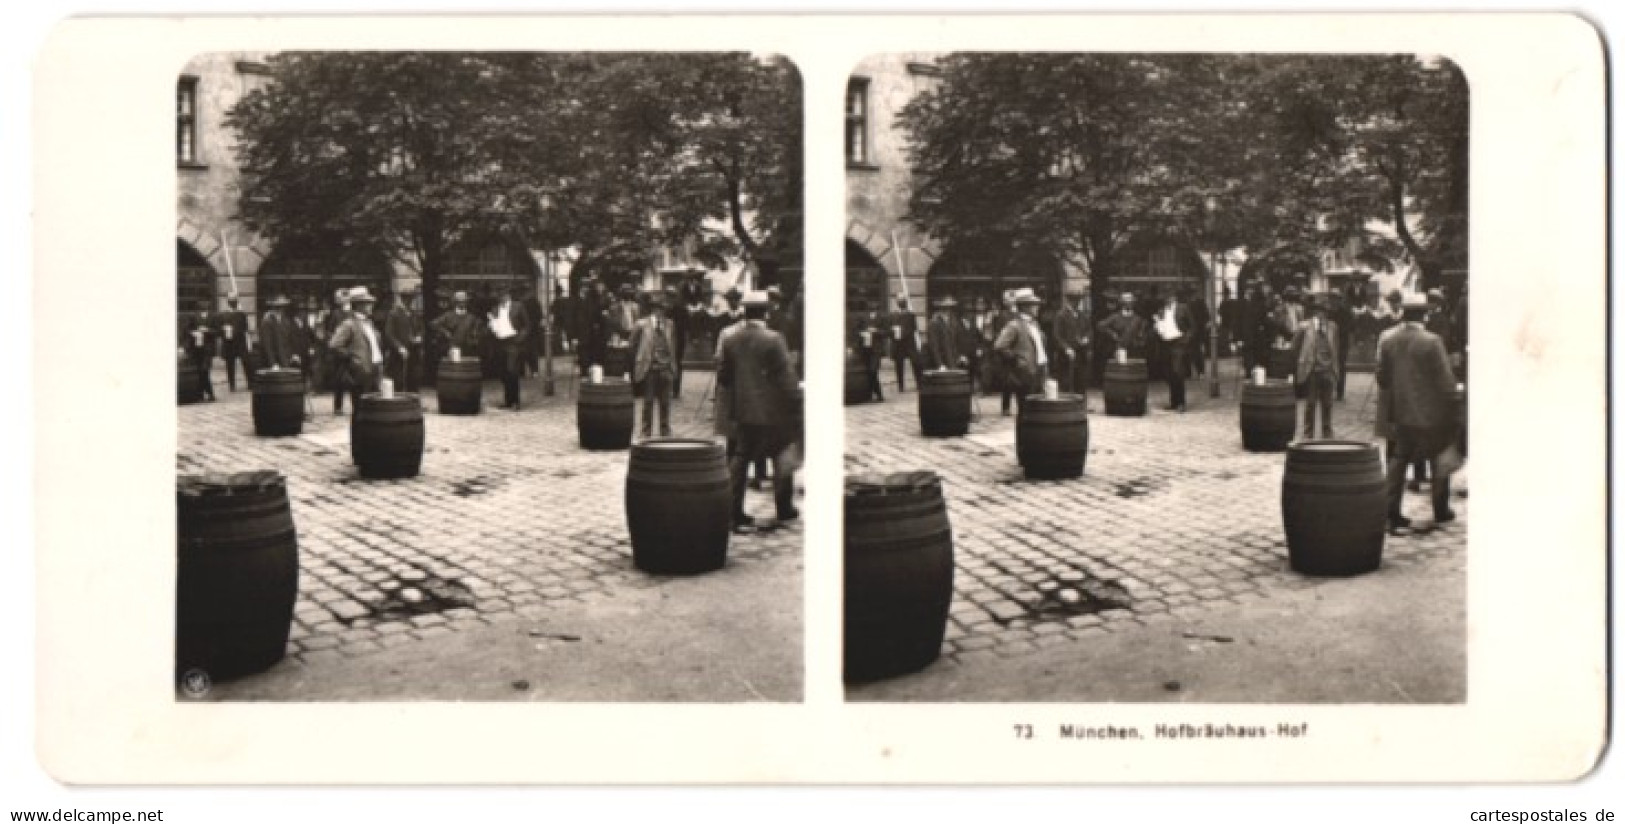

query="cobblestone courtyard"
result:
[178,361,802,698]
[845,359,1467,692]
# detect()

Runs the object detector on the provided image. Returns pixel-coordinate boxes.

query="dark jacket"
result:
[259,311,297,368]
[1376,322,1458,429]
[432,308,485,353]
[211,309,249,353]
[923,312,960,371]
[719,321,798,428]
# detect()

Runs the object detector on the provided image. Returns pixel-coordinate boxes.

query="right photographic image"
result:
[842,52,1469,701]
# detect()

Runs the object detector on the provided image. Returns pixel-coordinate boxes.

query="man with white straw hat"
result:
[719,290,800,532]
[328,287,384,415]
[1377,292,1460,532]
[993,287,1049,416]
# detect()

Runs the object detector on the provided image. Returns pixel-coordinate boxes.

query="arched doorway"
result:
[926,237,1064,312]
[440,232,541,315]
[258,234,393,315]
[177,239,217,335]
[1109,234,1209,310]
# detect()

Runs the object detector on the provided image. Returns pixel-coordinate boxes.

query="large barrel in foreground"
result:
[1016,394,1088,479]
[1239,380,1296,452]
[351,394,425,479]
[178,354,202,405]
[436,358,483,415]
[176,471,299,681]
[578,380,634,450]
[251,369,306,436]
[1281,441,1387,576]
[918,369,971,436]
[625,439,732,575]
[1103,360,1148,417]
[844,472,955,683]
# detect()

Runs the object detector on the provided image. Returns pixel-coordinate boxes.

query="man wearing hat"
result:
[1051,290,1088,396]
[1154,289,1195,412]
[1377,293,1460,530]
[487,286,531,409]
[258,295,301,371]
[211,295,251,392]
[629,288,679,438]
[993,288,1049,416]
[1290,293,1340,439]
[181,299,218,402]
[1274,284,1306,345]
[432,291,484,365]
[922,295,963,372]
[1097,291,1149,365]
[719,290,800,532]
[850,299,886,402]
[885,293,921,393]
[328,287,385,414]
[955,296,987,393]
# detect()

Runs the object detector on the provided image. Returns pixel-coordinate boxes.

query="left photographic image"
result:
[173,51,804,702]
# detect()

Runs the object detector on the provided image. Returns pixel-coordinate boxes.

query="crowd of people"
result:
[848,276,1468,534]
[178,276,806,535]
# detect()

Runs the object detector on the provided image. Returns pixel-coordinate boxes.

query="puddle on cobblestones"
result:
[1112,478,1157,498]
[450,476,495,497]
[1026,574,1133,621]
[365,573,477,623]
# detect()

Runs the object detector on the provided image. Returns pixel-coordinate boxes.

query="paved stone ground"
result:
[845,358,1467,671]
[178,359,801,675]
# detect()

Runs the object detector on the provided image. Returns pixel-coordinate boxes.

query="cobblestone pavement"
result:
[845,359,1467,670]
[178,360,801,674]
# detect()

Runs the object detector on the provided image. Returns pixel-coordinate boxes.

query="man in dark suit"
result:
[258,295,301,371]
[1377,294,1460,531]
[322,289,351,412]
[887,293,920,392]
[1153,289,1196,412]
[1290,293,1340,439]
[1328,288,1356,400]
[211,295,250,391]
[327,288,384,413]
[488,286,531,410]
[922,296,962,372]
[431,290,484,367]
[382,291,417,390]
[1097,292,1150,362]
[851,299,885,402]
[629,288,679,438]
[719,291,800,532]
[955,297,985,393]
[1051,291,1088,395]
[182,300,218,402]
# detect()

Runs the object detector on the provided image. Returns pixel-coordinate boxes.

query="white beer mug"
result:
[1043,379,1059,400]
[449,347,461,363]
[380,378,395,399]
[590,365,603,384]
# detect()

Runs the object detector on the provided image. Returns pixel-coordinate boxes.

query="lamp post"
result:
[1205,196,1223,399]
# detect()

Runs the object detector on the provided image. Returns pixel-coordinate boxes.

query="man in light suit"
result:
[327,288,384,414]
[1290,293,1340,439]
[629,288,679,438]
[719,291,800,532]
[1377,294,1460,531]
[993,288,1049,416]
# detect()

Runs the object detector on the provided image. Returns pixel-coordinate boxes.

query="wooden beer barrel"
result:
[918,369,972,436]
[251,369,306,436]
[436,358,483,415]
[844,471,956,683]
[1281,441,1387,576]
[1103,359,1148,416]
[1239,380,1296,452]
[845,353,871,405]
[603,344,633,381]
[176,471,299,681]
[625,439,732,574]
[1016,394,1089,479]
[351,394,425,479]
[178,354,203,405]
[578,379,634,450]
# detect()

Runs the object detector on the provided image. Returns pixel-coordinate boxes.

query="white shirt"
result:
[358,316,383,364]
[1020,313,1048,367]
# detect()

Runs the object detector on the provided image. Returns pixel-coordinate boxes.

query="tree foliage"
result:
[227,51,801,313]
[899,52,1468,295]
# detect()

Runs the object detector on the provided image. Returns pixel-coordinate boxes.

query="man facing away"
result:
[629,288,679,438]
[327,287,384,413]
[719,291,800,533]
[1377,294,1460,532]
[1290,293,1340,439]
[993,288,1049,416]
